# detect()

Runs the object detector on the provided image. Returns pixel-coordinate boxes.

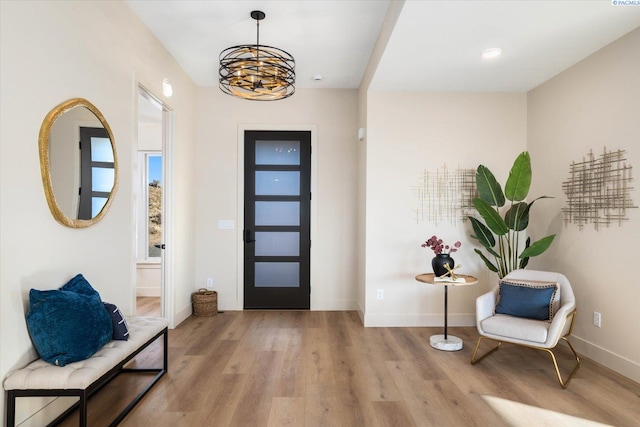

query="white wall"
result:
[527,28,640,382]
[136,264,162,297]
[357,0,406,322]
[195,88,359,311]
[138,122,163,151]
[0,1,197,424]
[364,91,527,326]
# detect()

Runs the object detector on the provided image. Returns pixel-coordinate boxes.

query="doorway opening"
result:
[135,87,170,318]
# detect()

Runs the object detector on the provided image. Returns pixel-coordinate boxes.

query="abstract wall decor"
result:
[562,148,637,230]
[412,165,477,225]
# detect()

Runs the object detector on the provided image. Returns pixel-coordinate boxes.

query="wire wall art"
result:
[412,165,477,225]
[562,147,637,230]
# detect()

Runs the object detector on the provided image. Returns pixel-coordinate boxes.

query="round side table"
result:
[415,273,478,351]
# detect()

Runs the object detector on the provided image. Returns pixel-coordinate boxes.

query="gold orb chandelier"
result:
[219,10,295,101]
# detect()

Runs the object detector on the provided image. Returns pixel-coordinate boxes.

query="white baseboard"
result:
[217,297,239,312]
[311,298,359,311]
[364,312,475,328]
[136,287,161,297]
[174,304,192,328]
[571,335,640,383]
[214,298,359,312]
[356,302,365,325]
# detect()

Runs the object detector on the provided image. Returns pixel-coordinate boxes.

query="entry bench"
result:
[4,317,168,427]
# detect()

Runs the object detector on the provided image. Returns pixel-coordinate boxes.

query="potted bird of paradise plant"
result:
[468,151,555,278]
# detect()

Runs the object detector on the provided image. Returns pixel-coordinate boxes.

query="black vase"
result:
[432,253,454,277]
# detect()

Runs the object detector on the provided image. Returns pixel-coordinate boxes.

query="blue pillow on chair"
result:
[26,274,113,366]
[495,280,558,321]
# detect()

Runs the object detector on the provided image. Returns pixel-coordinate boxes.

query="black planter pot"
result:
[432,253,454,277]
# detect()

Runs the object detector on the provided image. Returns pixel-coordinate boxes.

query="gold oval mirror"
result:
[39,98,118,228]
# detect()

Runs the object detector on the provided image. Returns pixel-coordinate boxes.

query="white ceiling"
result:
[126,0,390,89]
[127,0,640,93]
[374,1,640,92]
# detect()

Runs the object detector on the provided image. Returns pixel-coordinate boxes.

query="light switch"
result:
[218,220,235,230]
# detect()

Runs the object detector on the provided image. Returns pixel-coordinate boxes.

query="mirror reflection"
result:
[39,98,118,228]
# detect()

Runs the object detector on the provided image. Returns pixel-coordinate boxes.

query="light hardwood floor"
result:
[136,296,161,317]
[60,311,640,426]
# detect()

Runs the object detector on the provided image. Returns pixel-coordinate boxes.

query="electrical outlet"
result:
[593,311,601,328]
[377,289,384,300]
[206,278,214,289]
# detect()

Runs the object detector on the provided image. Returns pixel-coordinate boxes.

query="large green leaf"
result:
[468,216,495,248]
[504,196,553,231]
[474,249,499,273]
[476,165,505,207]
[504,202,529,231]
[474,198,508,236]
[468,217,501,257]
[519,234,555,259]
[505,152,532,202]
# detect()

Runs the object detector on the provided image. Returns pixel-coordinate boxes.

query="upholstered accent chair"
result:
[470,269,580,388]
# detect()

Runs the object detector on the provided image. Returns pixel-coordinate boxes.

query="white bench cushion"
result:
[3,317,168,391]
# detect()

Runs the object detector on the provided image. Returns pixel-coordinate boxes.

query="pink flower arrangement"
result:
[421,235,461,255]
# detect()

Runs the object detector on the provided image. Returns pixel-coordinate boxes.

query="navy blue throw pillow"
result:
[104,302,129,341]
[495,281,558,321]
[26,274,113,366]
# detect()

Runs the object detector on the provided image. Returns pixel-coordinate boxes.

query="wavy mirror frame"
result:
[39,98,119,228]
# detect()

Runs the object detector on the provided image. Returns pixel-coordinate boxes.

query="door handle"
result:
[244,230,256,243]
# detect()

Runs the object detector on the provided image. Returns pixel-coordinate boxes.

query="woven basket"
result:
[192,288,217,316]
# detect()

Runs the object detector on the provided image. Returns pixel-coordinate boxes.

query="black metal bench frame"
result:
[6,327,168,427]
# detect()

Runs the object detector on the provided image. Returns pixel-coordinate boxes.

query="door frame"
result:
[132,85,174,326]
[237,124,317,310]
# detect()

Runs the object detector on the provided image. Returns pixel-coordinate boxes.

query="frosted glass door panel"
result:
[255,171,300,195]
[255,232,299,256]
[255,202,299,226]
[92,167,115,192]
[255,140,300,165]
[91,137,114,162]
[255,262,299,288]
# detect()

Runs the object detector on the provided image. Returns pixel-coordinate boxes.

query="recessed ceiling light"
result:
[312,74,324,81]
[482,48,502,59]
[162,79,173,97]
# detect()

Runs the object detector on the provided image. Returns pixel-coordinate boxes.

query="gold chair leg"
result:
[471,311,581,387]
[470,336,501,365]
[470,335,580,388]
[543,337,581,389]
